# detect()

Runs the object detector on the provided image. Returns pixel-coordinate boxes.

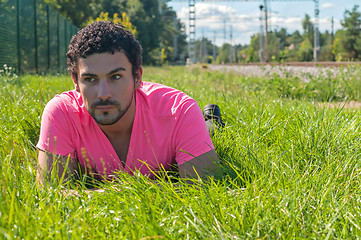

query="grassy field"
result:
[1,64,361,239]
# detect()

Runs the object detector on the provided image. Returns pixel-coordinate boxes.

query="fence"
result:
[0,0,78,74]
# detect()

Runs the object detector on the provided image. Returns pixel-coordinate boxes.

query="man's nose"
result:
[97,80,112,101]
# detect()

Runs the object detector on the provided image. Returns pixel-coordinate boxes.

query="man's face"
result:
[74,51,142,125]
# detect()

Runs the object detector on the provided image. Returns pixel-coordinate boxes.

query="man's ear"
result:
[72,75,80,92]
[134,66,143,89]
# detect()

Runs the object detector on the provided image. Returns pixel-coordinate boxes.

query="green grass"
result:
[1,65,361,239]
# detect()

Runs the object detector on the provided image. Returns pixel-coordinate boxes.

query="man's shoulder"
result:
[138,81,197,116]
[44,90,84,114]
[139,81,195,104]
[140,81,181,94]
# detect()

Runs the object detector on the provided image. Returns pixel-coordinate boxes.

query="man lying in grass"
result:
[36,21,219,189]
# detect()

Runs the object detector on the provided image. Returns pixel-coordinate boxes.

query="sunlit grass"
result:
[1,65,361,238]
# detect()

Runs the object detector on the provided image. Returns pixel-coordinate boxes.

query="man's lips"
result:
[95,105,116,110]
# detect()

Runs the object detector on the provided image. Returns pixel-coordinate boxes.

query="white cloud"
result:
[269,16,303,32]
[318,17,341,33]
[178,3,240,20]
[174,2,343,45]
[321,3,336,9]
[177,3,261,45]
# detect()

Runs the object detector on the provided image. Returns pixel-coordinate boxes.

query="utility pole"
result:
[200,29,203,61]
[213,31,216,62]
[173,18,178,62]
[259,4,264,63]
[223,18,226,44]
[159,0,164,63]
[229,25,233,64]
[203,33,208,63]
[331,17,334,45]
[263,0,269,62]
[313,0,320,62]
[331,16,335,61]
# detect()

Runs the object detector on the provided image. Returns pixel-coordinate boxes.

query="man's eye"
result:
[84,77,95,82]
[111,74,121,80]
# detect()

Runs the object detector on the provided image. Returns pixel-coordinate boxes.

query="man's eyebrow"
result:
[108,67,126,75]
[80,67,126,78]
[80,73,97,77]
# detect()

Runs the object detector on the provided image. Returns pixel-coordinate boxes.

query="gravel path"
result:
[319,101,361,109]
[207,64,343,82]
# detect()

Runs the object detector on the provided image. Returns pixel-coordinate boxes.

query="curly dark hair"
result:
[66,21,143,81]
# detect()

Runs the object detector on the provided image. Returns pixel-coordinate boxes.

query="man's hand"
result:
[37,150,79,185]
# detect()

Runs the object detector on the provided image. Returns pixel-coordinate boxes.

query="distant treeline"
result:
[32,1,361,64]
[200,5,361,64]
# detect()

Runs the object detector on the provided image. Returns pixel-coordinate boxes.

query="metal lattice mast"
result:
[313,0,320,62]
[188,0,196,64]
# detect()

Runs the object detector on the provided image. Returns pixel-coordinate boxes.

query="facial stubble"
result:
[89,92,134,125]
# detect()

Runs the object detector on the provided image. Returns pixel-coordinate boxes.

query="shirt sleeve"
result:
[173,100,215,165]
[36,96,76,158]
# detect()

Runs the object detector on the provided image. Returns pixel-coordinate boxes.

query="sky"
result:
[167,0,360,46]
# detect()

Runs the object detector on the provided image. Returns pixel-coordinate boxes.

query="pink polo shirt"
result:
[36,81,214,179]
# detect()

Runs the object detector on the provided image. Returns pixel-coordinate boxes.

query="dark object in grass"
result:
[203,104,224,136]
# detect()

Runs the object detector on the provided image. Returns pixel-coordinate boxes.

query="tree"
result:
[159,2,187,64]
[285,30,303,61]
[297,38,313,61]
[87,12,137,36]
[44,0,184,65]
[319,31,334,61]
[267,28,288,62]
[216,43,231,64]
[237,46,249,63]
[125,0,162,64]
[43,0,98,27]
[245,34,260,63]
[332,30,348,61]
[195,37,216,63]
[340,5,361,60]
[94,0,127,18]
[302,14,314,47]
